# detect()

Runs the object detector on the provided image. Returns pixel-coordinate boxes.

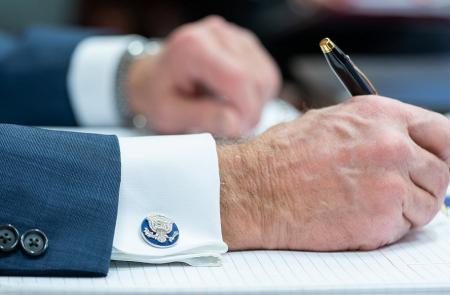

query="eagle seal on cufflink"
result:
[140,213,179,248]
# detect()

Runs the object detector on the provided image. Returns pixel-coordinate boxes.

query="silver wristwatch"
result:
[115,37,162,128]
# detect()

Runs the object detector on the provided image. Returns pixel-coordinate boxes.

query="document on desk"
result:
[2,213,450,294]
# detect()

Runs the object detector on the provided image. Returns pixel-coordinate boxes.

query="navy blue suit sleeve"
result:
[0,124,121,277]
[0,27,98,126]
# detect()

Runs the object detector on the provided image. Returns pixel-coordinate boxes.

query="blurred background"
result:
[1,0,450,113]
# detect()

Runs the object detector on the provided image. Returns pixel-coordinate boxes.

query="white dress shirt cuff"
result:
[67,36,137,126]
[112,133,228,266]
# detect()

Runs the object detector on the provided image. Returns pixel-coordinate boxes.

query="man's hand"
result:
[126,16,280,138]
[219,96,450,251]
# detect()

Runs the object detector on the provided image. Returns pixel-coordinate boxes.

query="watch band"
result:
[115,37,162,128]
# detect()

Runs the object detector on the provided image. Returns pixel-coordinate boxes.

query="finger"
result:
[168,20,268,131]
[390,216,412,245]
[225,23,281,101]
[351,97,450,165]
[186,45,263,130]
[408,142,450,201]
[403,105,450,165]
[404,178,442,228]
[202,17,247,56]
[173,95,244,138]
[198,15,277,104]
[206,21,267,100]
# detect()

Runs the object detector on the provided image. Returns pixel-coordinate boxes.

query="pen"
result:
[320,37,448,217]
[320,37,378,96]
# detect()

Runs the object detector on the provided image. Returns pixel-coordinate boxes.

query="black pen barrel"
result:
[320,38,378,96]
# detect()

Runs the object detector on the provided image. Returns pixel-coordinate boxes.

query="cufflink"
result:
[20,229,48,257]
[0,224,20,253]
[140,213,179,248]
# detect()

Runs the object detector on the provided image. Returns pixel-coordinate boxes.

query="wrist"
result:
[121,39,163,126]
[217,143,264,250]
[126,55,155,115]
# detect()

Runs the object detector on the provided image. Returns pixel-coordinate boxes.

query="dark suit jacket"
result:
[0,28,122,277]
[0,124,121,277]
[0,27,99,126]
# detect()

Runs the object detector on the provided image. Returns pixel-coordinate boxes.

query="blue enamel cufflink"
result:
[141,213,179,248]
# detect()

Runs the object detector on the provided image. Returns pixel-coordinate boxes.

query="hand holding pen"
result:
[320,37,449,216]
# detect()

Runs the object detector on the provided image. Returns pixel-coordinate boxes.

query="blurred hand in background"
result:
[127,16,281,138]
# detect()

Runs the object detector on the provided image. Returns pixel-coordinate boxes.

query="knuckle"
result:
[346,97,379,118]
[169,26,205,51]
[372,132,412,163]
[204,15,227,28]
[240,28,259,42]
[384,175,409,200]
[370,177,406,217]
[348,96,402,119]
[347,95,377,106]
